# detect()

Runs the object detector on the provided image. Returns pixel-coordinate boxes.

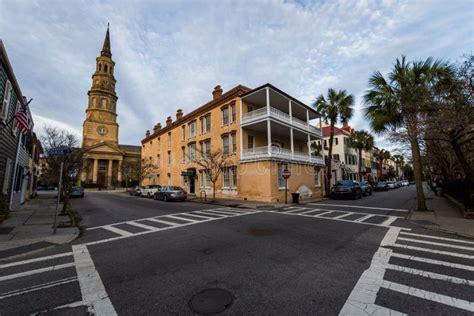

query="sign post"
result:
[282,168,291,204]
[48,147,71,234]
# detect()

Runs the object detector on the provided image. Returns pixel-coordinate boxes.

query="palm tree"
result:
[378,149,391,180]
[392,154,405,180]
[313,89,354,195]
[348,130,374,181]
[364,56,453,211]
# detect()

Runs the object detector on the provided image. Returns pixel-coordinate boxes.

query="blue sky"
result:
[1,0,472,149]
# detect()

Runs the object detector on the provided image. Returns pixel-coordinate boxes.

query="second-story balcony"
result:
[241,146,324,165]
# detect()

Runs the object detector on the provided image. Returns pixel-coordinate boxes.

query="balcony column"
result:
[307,134,311,160]
[289,100,292,124]
[107,159,113,188]
[117,160,122,183]
[306,109,310,131]
[239,99,244,158]
[267,120,272,155]
[266,87,270,116]
[92,159,98,183]
[290,128,294,159]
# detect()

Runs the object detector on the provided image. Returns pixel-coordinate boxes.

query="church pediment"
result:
[84,141,124,154]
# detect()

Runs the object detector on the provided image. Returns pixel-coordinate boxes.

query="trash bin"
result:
[292,193,300,204]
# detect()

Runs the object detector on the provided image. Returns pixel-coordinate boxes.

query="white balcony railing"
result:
[242,146,324,165]
[241,106,321,135]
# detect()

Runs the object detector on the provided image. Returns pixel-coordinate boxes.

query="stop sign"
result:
[282,168,291,179]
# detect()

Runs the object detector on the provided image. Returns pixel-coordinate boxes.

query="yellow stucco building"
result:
[141,84,325,202]
[81,26,140,188]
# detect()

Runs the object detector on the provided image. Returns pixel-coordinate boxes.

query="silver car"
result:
[154,186,187,202]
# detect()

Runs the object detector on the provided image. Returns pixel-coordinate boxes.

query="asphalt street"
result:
[1,186,473,315]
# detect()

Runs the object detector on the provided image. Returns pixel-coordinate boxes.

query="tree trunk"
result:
[324,122,335,196]
[358,149,362,181]
[451,140,473,182]
[410,136,428,211]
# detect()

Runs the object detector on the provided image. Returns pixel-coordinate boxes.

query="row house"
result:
[0,40,39,210]
[141,84,325,202]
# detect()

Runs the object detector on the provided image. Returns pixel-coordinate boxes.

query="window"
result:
[247,135,254,150]
[222,135,229,155]
[168,151,171,164]
[204,140,211,159]
[188,143,196,161]
[168,132,171,146]
[231,133,236,153]
[157,154,160,165]
[189,121,196,138]
[182,146,186,162]
[223,168,230,188]
[231,103,236,122]
[200,117,204,134]
[101,98,107,108]
[334,137,338,145]
[247,105,253,112]
[2,158,12,194]
[98,64,102,72]
[92,97,97,107]
[333,154,340,161]
[182,126,186,140]
[1,80,12,120]
[222,107,229,125]
[324,140,328,148]
[12,101,20,136]
[205,114,211,132]
[104,64,108,72]
[231,167,237,189]
[344,137,349,145]
[315,170,321,187]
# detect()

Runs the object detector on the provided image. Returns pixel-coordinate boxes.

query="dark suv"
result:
[331,180,362,199]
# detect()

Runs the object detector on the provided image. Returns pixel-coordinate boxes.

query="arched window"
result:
[104,64,108,73]
[101,98,107,108]
[98,64,102,71]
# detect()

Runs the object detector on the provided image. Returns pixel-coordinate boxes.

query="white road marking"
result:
[0,262,75,282]
[201,209,239,216]
[193,210,227,217]
[308,203,409,212]
[380,280,474,312]
[101,225,134,237]
[381,216,399,226]
[146,218,179,226]
[165,215,198,222]
[392,244,474,259]
[73,244,117,315]
[390,252,474,271]
[399,231,474,245]
[354,214,374,222]
[0,277,77,299]
[333,212,354,219]
[386,264,474,286]
[126,221,159,231]
[0,252,72,269]
[397,237,474,251]
[286,207,308,213]
[186,213,214,219]
[312,211,334,217]
[339,227,404,315]
[299,209,322,215]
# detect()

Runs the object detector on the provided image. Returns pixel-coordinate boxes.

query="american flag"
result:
[15,109,30,135]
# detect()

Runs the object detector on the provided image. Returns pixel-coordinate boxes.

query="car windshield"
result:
[335,180,354,186]
[168,186,183,191]
[377,182,386,185]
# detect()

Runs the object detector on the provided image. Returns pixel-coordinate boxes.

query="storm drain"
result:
[189,288,233,314]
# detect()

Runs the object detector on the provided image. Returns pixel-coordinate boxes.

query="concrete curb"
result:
[187,197,329,210]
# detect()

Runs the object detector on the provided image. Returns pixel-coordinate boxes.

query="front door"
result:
[97,161,107,188]
[189,176,195,194]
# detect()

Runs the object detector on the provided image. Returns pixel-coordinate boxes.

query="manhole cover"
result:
[248,228,273,236]
[189,288,233,314]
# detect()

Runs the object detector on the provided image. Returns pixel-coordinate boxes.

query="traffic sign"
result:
[47,147,72,156]
[282,168,291,179]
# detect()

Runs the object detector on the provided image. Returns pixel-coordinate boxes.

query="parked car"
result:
[129,186,143,196]
[359,181,373,196]
[141,185,161,198]
[69,186,84,198]
[154,186,187,202]
[374,181,389,191]
[409,180,415,185]
[386,181,396,189]
[401,180,409,186]
[331,180,362,199]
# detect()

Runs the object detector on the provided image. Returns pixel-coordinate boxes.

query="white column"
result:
[92,159,98,183]
[267,120,272,155]
[307,134,311,160]
[306,110,310,130]
[289,100,292,124]
[107,160,113,187]
[117,160,122,182]
[290,128,294,159]
[240,127,244,158]
[266,87,270,116]
[239,98,243,122]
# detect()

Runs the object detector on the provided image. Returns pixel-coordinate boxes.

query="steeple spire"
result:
[101,23,111,58]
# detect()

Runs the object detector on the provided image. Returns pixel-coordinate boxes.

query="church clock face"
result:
[97,126,108,135]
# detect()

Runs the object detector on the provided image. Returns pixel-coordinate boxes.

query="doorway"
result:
[98,160,107,188]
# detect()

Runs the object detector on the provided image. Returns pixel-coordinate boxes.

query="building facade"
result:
[80,26,140,188]
[0,40,37,210]
[141,84,325,202]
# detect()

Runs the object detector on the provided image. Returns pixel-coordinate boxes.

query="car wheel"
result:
[163,195,168,202]
[147,193,151,198]
[153,194,157,200]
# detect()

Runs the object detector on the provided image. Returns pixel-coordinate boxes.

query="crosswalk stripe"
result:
[0,276,78,299]
[386,264,474,286]
[333,212,354,219]
[399,232,474,245]
[313,211,333,217]
[205,209,242,215]
[126,221,159,231]
[391,244,474,259]
[308,203,409,212]
[166,215,198,222]
[390,252,474,271]
[194,210,227,217]
[186,213,214,219]
[299,209,321,215]
[286,208,307,213]
[0,252,72,269]
[102,225,134,237]
[354,214,374,222]
[0,262,75,282]
[380,280,474,312]
[397,237,474,251]
[146,218,180,226]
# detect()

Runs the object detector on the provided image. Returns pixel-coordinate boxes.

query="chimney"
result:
[212,85,223,100]
[166,116,172,127]
[176,109,183,121]
[145,130,150,137]
[153,123,162,133]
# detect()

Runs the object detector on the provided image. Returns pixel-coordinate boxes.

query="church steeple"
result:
[101,23,112,58]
